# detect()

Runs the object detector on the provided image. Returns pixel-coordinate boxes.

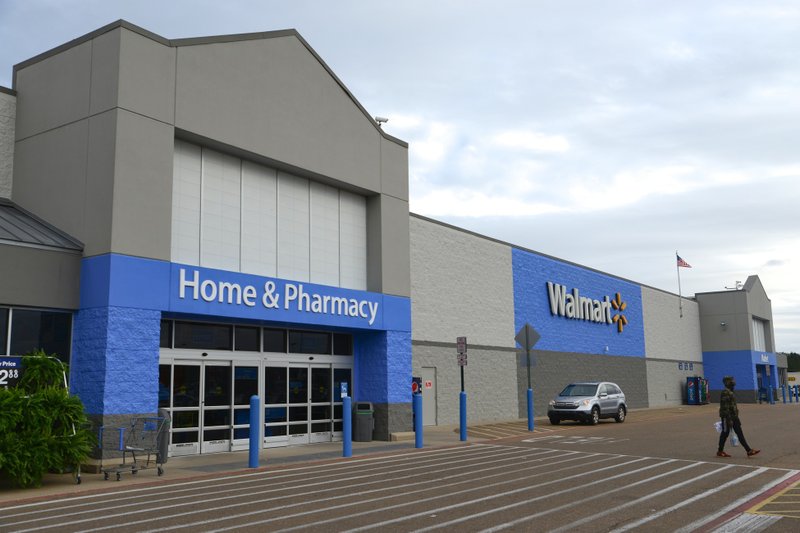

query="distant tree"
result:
[788,352,800,372]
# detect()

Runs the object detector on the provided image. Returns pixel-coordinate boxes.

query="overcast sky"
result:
[1,1,798,352]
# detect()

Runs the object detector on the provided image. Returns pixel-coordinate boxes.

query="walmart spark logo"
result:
[611,292,628,333]
[546,282,631,334]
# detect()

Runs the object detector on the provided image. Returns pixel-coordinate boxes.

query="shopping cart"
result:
[99,416,169,481]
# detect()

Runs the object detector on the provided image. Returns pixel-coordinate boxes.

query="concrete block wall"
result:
[642,286,702,362]
[641,286,703,407]
[410,215,518,424]
[520,350,649,418]
[646,359,705,406]
[414,343,519,425]
[0,89,14,199]
[410,215,515,347]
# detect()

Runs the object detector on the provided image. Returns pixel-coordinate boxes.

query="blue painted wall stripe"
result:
[512,247,645,357]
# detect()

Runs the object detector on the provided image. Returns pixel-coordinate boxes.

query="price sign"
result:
[0,357,22,389]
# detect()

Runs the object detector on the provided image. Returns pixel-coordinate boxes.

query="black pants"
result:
[718,417,751,452]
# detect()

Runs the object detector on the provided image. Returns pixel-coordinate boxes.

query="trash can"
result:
[353,402,374,442]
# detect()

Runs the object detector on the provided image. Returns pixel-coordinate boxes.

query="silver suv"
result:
[547,382,626,425]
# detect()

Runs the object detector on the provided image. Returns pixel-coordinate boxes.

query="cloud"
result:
[491,130,570,154]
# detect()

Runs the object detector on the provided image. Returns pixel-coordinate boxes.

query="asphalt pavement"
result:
[1,401,798,532]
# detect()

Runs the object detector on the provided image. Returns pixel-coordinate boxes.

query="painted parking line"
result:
[673,470,800,533]
[521,434,630,445]
[748,480,800,518]
[1,446,547,531]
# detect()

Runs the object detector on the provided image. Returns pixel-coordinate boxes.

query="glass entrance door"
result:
[310,365,332,443]
[231,363,259,451]
[288,365,309,445]
[201,362,231,453]
[160,360,245,455]
[263,364,352,448]
[168,363,201,456]
[161,360,353,453]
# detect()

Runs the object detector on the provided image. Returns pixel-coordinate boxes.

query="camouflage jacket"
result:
[719,388,739,419]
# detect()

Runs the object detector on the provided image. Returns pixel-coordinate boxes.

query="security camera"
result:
[374,116,389,124]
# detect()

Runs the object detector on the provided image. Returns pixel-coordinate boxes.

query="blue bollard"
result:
[249,395,260,468]
[782,385,787,404]
[413,393,423,448]
[795,385,799,402]
[768,385,774,405]
[343,396,352,457]
[527,388,534,432]
[460,391,467,441]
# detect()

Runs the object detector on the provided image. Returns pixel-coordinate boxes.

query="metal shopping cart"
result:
[99,416,169,481]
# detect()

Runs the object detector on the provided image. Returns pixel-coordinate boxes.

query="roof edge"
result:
[0,198,84,251]
[409,212,697,301]
[11,20,407,147]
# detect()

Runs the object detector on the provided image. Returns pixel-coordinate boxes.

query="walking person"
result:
[717,375,760,458]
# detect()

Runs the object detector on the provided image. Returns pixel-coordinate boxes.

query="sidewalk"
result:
[0,423,482,505]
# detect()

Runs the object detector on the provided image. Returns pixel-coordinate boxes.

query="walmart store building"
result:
[0,22,785,457]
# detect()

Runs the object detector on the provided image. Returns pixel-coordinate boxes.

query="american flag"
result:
[677,255,692,268]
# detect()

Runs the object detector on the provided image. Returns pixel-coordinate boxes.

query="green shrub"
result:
[0,350,94,488]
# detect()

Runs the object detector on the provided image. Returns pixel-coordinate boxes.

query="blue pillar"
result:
[248,395,260,468]
[459,391,467,441]
[413,393,423,448]
[768,385,774,405]
[527,388,534,431]
[343,396,352,458]
[782,385,787,404]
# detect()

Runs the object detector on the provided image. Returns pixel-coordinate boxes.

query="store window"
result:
[159,320,173,349]
[289,330,331,355]
[263,328,286,353]
[174,322,232,350]
[160,319,353,356]
[234,326,260,352]
[333,333,353,356]
[9,309,72,363]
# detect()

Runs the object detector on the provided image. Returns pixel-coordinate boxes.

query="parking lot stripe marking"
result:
[449,462,720,533]
[2,447,517,523]
[602,467,768,533]
[338,458,664,533]
[0,445,488,514]
[5,447,560,531]
[183,453,631,533]
[672,470,800,533]
[182,452,618,533]
[748,480,800,518]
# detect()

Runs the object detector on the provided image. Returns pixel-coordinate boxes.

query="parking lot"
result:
[1,403,798,532]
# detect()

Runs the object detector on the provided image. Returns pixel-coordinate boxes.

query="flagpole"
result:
[676,250,683,318]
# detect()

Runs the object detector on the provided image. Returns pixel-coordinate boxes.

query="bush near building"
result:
[0,351,94,488]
